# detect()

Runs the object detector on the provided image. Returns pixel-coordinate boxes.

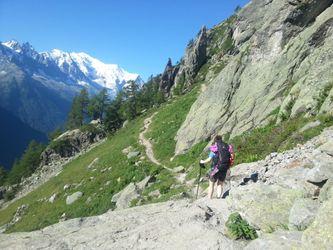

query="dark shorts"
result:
[210,167,229,183]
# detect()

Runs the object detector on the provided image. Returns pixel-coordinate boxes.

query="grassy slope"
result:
[0,112,161,232]
[145,86,208,183]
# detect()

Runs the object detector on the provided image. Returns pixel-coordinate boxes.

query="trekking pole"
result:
[196,162,204,199]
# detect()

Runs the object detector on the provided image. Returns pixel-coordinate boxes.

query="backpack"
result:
[210,142,234,177]
[229,144,235,166]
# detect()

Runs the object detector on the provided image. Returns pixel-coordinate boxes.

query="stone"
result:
[302,195,333,248]
[288,198,320,231]
[136,176,152,190]
[86,197,92,204]
[105,181,111,186]
[149,190,161,197]
[111,191,121,203]
[114,183,139,210]
[319,179,333,202]
[48,193,57,203]
[66,192,83,205]
[127,151,140,159]
[122,146,133,155]
[122,120,129,128]
[172,166,185,173]
[299,120,321,133]
[318,141,333,157]
[245,231,303,250]
[59,213,67,222]
[63,184,71,191]
[306,159,333,183]
[227,183,304,232]
[87,158,99,169]
[8,205,29,226]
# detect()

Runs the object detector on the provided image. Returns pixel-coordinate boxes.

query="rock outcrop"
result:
[159,58,179,96]
[0,126,106,210]
[175,0,333,154]
[174,26,208,88]
[41,126,106,166]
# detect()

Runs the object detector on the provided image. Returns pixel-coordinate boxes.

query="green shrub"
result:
[226,212,258,240]
[6,141,45,185]
[80,124,104,135]
[4,188,18,202]
[49,139,72,156]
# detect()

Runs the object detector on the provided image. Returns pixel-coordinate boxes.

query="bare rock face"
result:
[174,26,208,88]
[175,0,333,154]
[159,58,179,96]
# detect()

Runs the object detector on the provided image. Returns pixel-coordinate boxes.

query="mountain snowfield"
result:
[43,48,143,94]
[1,40,143,96]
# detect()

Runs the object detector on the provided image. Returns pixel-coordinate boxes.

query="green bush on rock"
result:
[226,212,258,240]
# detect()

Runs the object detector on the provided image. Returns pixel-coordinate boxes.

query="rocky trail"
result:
[1,125,332,249]
[138,113,183,177]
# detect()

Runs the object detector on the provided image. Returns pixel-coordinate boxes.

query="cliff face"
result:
[175,0,333,154]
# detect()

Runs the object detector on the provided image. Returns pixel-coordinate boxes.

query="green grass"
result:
[0,111,162,233]
[315,82,333,111]
[146,86,201,166]
[230,115,333,165]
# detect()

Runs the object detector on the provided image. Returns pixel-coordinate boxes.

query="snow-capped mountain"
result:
[1,40,143,97]
[0,40,144,133]
[44,49,143,92]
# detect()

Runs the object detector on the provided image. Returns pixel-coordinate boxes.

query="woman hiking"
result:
[200,135,234,199]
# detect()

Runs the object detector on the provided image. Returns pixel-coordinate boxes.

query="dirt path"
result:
[139,112,173,172]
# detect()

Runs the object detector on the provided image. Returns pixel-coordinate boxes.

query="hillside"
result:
[0,107,47,170]
[0,125,333,248]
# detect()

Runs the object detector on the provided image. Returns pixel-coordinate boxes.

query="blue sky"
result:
[0,0,249,80]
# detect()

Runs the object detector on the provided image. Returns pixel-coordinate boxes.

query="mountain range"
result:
[0,40,142,169]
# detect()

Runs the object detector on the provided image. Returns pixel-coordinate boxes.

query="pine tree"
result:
[67,88,89,129]
[87,88,110,122]
[7,141,45,185]
[105,97,124,133]
[0,165,7,186]
[123,80,139,120]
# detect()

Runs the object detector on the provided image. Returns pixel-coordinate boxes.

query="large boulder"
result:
[112,176,153,210]
[66,192,83,205]
[288,198,320,231]
[244,231,303,250]
[302,195,333,248]
[306,154,333,183]
[227,183,304,232]
[319,178,333,202]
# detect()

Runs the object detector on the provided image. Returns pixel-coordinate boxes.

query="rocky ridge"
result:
[175,0,333,154]
[1,125,332,249]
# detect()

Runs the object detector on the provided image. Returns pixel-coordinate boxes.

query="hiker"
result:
[200,135,234,199]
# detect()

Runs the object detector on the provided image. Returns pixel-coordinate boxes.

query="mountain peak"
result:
[2,40,22,52]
